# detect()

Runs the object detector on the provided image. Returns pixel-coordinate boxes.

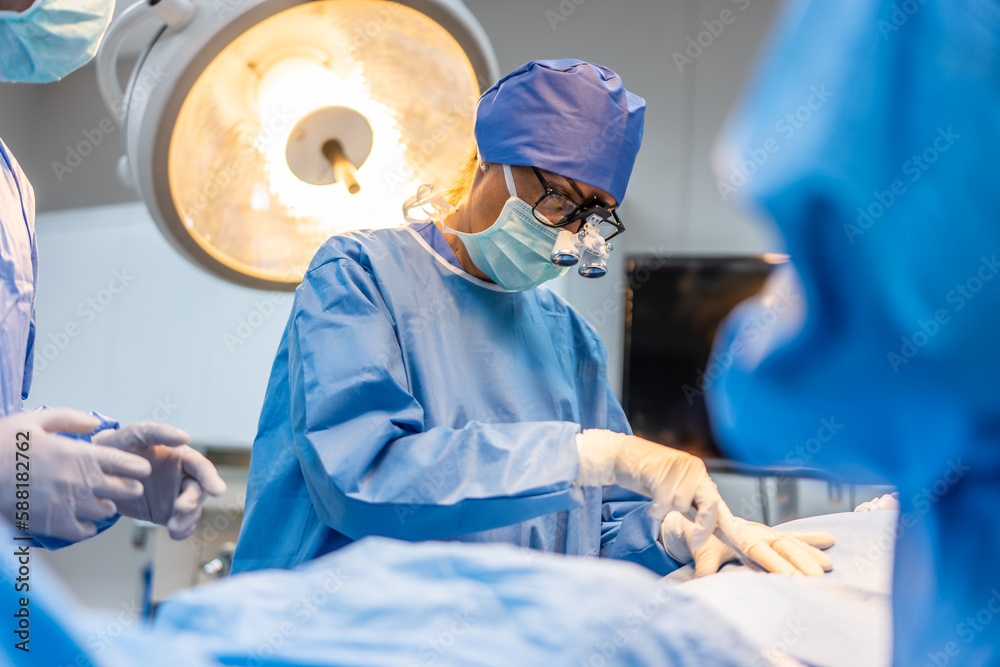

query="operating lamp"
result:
[97,0,497,289]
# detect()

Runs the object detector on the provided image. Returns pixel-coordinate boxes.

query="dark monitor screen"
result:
[623,256,779,459]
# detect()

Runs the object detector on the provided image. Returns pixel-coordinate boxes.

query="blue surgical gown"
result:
[705,0,1000,664]
[233,222,678,575]
[0,137,37,417]
[1,136,117,548]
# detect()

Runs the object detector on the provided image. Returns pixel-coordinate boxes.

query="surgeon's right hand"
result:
[576,429,723,551]
[0,409,152,543]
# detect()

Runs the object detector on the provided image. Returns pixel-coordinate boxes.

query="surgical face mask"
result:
[0,0,115,84]
[450,164,569,291]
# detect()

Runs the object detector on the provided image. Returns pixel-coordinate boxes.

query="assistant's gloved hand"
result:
[854,492,899,512]
[576,429,723,550]
[0,409,152,542]
[661,509,835,577]
[91,423,226,539]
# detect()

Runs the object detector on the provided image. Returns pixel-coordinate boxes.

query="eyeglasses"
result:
[529,167,625,241]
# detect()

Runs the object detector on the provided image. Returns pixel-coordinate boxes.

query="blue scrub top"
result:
[0,137,117,549]
[0,137,37,416]
[410,220,463,270]
[233,223,678,575]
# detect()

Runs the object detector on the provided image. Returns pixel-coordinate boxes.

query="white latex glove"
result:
[0,409,152,542]
[854,492,899,512]
[576,429,722,550]
[92,423,226,539]
[660,509,835,577]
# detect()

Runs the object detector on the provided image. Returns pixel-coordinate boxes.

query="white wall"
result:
[0,59,140,212]
[26,203,291,448]
[2,0,786,448]
[0,78,41,152]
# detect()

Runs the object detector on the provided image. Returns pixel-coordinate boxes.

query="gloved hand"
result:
[0,409,152,542]
[576,430,723,550]
[91,423,226,539]
[660,509,835,577]
[854,492,899,512]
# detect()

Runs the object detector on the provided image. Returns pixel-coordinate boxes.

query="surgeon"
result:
[0,0,226,547]
[234,59,833,577]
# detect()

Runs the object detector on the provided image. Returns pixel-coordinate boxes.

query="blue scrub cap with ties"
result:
[474,59,646,204]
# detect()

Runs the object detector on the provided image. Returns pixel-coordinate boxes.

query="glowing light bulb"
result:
[164,0,486,287]
[250,56,402,218]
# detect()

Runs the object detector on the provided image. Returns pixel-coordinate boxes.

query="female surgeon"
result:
[233,60,833,577]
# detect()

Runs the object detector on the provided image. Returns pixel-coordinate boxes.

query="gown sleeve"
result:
[594,378,682,575]
[288,252,584,541]
[2,144,119,549]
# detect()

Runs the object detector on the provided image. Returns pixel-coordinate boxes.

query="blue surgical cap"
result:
[474,59,646,204]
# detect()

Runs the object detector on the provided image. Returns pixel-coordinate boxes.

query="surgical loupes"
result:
[550,218,612,278]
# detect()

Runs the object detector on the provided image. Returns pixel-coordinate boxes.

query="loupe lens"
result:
[552,251,580,266]
[579,248,608,278]
[550,229,580,266]
[579,264,607,278]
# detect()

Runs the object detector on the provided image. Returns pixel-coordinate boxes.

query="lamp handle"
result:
[96,0,198,124]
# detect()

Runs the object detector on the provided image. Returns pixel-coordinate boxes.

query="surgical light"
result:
[97,0,497,289]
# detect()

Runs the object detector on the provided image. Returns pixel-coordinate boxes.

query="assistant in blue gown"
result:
[0,137,38,418]
[704,0,1000,664]
[1,137,120,548]
[233,220,676,574]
